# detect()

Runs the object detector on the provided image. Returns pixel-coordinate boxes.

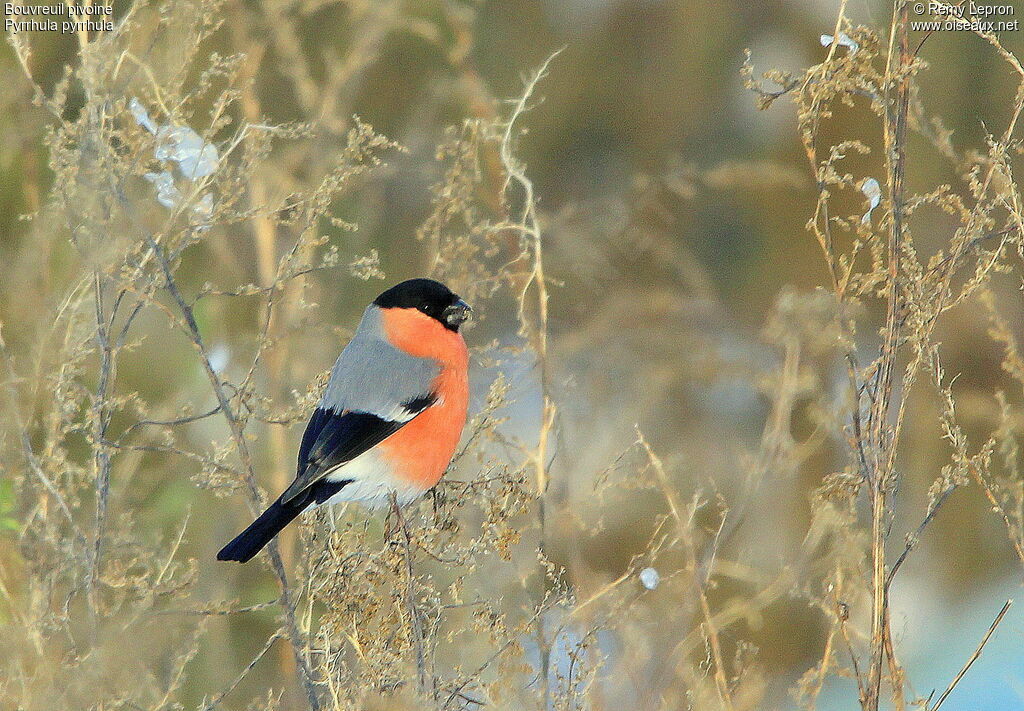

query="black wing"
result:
[281,396,436,504]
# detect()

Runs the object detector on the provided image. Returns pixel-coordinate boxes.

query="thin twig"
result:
[386,495,429,695]
[638,431,734,711]
[500,48,563,708]
[865,3,913,708]
[887,485,957,586]
[930,600,1012,711]
[122,406,222,435]
[91,270,115,601]
[200,632,284,711]
[155,600,279,616]
[969,461,1024,564]
[19,431,85,539]
[145,234,322,710]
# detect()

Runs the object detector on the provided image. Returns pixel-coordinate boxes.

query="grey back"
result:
[320,305,439,417]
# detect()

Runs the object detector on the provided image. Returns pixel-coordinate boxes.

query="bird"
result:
[217,278,471,563]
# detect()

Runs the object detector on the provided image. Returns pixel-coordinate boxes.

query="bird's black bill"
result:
[442,299,472,329]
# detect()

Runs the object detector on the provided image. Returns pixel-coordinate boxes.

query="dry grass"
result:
[2,1,1023,709]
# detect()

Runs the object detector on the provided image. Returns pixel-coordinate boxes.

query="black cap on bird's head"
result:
[373,278,472,331]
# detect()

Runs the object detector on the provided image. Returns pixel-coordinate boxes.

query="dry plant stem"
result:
[887,485,956,586]
[969,463,1024,563]
[442,603,554,710]
[90,271,114,617]
[395,500,428,695]
[3,330,85,539]
[19,432,80,534]
[833,578,869,706]
[201,632,284,711]
[235,50,302,694]
[146,235,322,710]
[810,0,851,290]
[501,49,562,707]
[237,39,292,504]
[386,495,428,694]
[638,432,734,711]
[865,3,912,709]
[809,627,838,709]
[929,600,1012,711]
[882,612,908,711]
[807,577,851,708]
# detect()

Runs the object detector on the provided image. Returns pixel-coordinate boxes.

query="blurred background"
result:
[2,0,1024,709]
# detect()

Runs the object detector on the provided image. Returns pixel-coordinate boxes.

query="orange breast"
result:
[378,307,469,489]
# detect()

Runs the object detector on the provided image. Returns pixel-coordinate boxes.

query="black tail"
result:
[217,496,309,563]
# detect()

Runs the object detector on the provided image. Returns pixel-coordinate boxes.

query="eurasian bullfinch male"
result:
[217,278,471,563]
